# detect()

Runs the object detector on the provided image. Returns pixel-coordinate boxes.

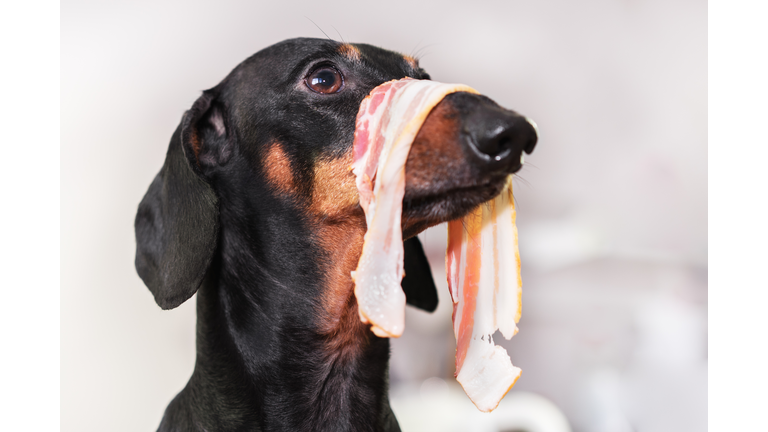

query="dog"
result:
[135,37,537,432]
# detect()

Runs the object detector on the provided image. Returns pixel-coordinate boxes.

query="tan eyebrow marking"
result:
[338,43,362,62]
[403,55,419,69]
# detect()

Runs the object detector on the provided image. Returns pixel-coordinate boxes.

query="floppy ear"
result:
[134,90,231,309]
[401,237,439,312]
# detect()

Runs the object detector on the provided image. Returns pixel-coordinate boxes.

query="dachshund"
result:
[134,37,537,432]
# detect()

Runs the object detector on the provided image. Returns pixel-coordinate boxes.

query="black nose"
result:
[471,117,538,162]
[467,110,538,171]
[448,92,538,172]
[441,92,539,174]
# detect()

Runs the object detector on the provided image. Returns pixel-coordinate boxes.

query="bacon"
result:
[446,177,522,412]
[351,78,522,412]
[351,78,478,338]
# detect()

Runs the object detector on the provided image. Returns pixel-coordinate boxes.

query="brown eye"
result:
[306,66,343,94]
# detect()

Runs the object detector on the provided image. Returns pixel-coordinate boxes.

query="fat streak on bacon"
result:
[351,78,523,412]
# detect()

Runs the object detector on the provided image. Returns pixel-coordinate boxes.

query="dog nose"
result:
[466,113,538,167]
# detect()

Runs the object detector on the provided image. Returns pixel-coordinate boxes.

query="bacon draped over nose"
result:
[351,78,478,338]
[350,78,523,412]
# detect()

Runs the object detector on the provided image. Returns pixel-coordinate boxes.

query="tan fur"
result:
[403,55,419,69]
[310,151,369,359]
[309,153,360,219]
[263,142,295,196]
[338,43,361,62]
[405,100,463,190]
[314,221,368,359]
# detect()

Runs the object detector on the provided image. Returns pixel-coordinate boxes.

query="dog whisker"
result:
[305,17,335,42]
[413,43,440,61]
[513,174,532,189]
[331,25,346,44]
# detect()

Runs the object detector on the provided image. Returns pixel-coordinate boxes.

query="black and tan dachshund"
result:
[135,37,537,432]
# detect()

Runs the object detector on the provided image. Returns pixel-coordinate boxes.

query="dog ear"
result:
[402,237,439,312]
[134,91,230,309]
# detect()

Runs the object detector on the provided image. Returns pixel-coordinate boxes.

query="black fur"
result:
[401,237,438,312]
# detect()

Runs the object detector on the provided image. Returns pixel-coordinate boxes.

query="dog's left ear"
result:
[402,237,439,312]
[134,90,232,310]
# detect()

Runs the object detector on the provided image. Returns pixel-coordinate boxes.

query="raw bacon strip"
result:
[351,78,478,338]
[446,177,522,412]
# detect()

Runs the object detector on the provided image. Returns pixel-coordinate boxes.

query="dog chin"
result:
[401,176,509,238]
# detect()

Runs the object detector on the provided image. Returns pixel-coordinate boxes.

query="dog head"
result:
[134,38,537,311]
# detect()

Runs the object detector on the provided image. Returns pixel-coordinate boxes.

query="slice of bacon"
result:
[446,177,522,412]
[351,78,523,412]
[351,78,479,338]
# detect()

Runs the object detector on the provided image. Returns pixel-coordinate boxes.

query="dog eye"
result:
[306,66,343,94]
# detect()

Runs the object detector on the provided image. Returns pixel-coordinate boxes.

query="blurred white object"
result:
[522,220,605,271]
[391,382,571,432]
[621,289,708,432]
[581,369,634,432]
[634,289,706,368]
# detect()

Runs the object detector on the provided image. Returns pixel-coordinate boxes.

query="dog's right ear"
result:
[401,236,439,312]
[134,90,230,310]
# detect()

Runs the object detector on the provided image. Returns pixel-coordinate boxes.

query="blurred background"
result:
[61,1,706,431]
